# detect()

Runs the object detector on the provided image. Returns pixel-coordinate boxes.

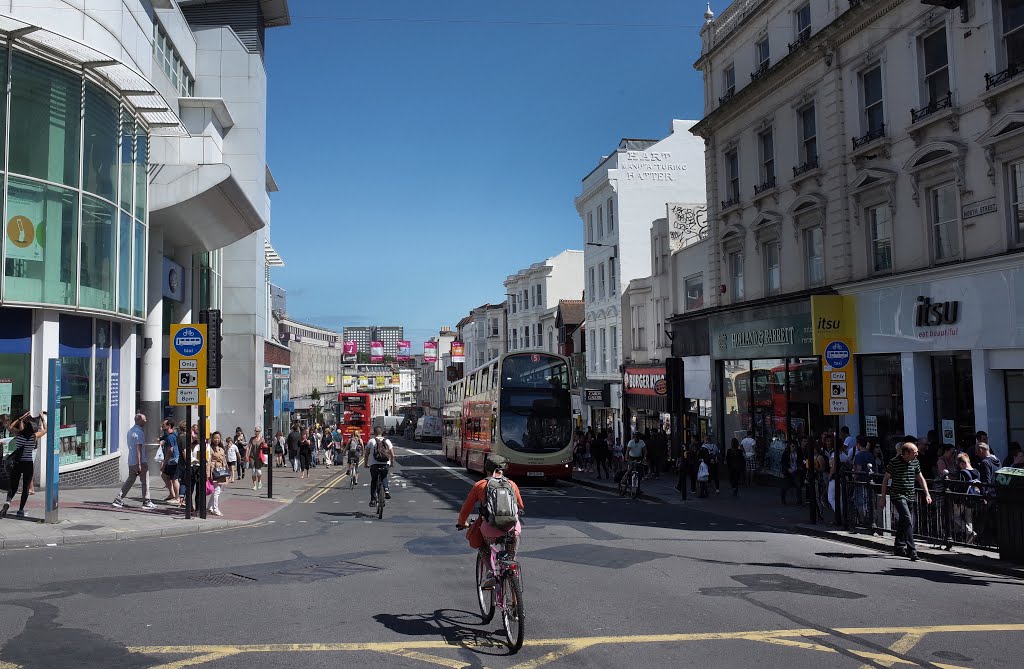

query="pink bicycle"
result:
[460,519,525,652]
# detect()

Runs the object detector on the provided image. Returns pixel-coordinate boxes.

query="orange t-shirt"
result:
[457,476,525,527]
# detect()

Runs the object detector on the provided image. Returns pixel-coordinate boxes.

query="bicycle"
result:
[618,460,643,499]
[459,518,525,652]
[371,463,389,519]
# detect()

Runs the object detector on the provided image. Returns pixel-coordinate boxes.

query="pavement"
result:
[569,464,1024,579]
[0,459,343,548]
[2,438,1023,669]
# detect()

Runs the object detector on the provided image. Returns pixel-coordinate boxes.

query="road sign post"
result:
[45,359,62,524]
[170,324,208,520]
[821,339,855,416]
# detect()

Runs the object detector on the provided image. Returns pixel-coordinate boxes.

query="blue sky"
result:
[266,0,707,348]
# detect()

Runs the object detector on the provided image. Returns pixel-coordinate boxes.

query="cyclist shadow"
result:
[373,608,511,657]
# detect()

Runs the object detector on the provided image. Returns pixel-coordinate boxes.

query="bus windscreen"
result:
[499,354,572,453]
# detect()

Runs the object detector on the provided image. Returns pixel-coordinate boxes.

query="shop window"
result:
[80,197,117,311]
[932,353,975,449]
[858,354,904,453]
[117,213,133,314]
[1006,371,1024,448]
[4,177,79,305]
[0,309,33,459]
[8,53,81,187]
[135,130,148,221]
[83,82,119,202]
[58,315,94,465]
[94,321,111,458]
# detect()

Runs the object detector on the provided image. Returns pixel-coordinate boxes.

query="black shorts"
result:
[347,452,360,465]
[162,461,177,478]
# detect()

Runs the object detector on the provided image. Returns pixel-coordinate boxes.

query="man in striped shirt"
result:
[878,437,933,561]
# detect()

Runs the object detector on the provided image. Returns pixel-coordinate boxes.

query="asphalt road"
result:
[1,436,1021,669]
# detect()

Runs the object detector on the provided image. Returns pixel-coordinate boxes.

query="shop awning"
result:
[0,14,186,134]
[149,164,266,250]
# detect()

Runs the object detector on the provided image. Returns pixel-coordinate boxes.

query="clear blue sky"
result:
[266,0,707,348]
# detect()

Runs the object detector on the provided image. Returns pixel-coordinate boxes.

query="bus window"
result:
[499,353,572,453]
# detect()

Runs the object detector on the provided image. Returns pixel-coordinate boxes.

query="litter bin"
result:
[995,467,1024,563]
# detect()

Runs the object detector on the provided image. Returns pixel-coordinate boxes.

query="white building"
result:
[504,249,583,356]
[0,1,287,488]
[417,328,456,416]
[460,303,506,369]
[681,0,1024,458]
[575,121,706,438]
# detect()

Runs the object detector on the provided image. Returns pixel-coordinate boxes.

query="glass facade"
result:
[0,47,148,317]
[932,353,975,450]
[1007,371,1024,448]
[857,354,904,453]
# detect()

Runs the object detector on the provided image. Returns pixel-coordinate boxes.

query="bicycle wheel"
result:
[618,477,626,497]
[376,482,384,519]
[501,570,525,653]
[630,472,640,499]
[476,551,495,623]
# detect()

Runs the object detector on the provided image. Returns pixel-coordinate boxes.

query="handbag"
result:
[212,467,231,481]
[205,480,215,495]
[697,461,709,481]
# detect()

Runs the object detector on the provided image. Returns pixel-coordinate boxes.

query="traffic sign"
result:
[170,323,207,407]
[830,398,849,413]
[173,326,205,357]
[176,388,200,404]
[830,382,847,398]
[823,340,851,369]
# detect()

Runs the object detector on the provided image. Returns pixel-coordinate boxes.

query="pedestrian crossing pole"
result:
[267,434,274,499]
[184,405,192,520]
[198,405,208,519]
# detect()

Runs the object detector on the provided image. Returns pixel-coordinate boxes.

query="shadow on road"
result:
[373,608,511,660]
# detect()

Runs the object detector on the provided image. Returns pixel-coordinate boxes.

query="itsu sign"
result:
[623,366,667,396]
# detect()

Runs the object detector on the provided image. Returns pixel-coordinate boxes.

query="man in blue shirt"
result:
[113,414,155,509]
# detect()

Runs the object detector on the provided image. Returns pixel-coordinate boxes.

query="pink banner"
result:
[397,340,411,361]
[343,341,358,356]
[370,340,384,363]
[451,341,465,364]
[423,341,437,363]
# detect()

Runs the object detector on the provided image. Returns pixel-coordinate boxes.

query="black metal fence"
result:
[820,473,1001,551]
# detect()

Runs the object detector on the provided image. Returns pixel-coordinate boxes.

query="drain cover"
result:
[65,525,103,531]
[189,573,258,586]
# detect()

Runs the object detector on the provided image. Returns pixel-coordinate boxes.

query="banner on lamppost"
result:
[424,341,438,363]
[343,341,358,361]
[370,340,384,362]
[451,341,465,364]
[397,340,411,361]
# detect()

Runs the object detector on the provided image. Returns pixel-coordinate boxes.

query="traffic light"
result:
[198,308,223,388]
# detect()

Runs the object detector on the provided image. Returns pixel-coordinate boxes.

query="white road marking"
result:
[396,447,475,485]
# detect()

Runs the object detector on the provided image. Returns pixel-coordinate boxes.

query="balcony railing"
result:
[721,196,740,210]
[754,177,777,195]
[793,156,819,177]
[750,61,769,82]
[985,63,1023,90]
[788,30,811,52]
[910,91,953,123]
[852,124,886,150]
[718,89,736,106]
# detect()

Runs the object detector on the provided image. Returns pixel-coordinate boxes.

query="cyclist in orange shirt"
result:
[457,455,525,585]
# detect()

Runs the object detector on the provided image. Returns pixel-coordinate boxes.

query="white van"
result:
[371,415,404,435]
[414,416,443,443]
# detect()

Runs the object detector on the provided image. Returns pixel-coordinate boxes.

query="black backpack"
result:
[373,437,391,462]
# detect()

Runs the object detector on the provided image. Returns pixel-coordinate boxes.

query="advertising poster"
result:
[397,340,411,361]
[451,341,465,364]
[6,214,43,262]
[343,341,358,361]
[0,379,12,415]
[358,375,369,388]
[391,374,401,385]
[375,375,387,387]
[424,341,438,363]
[370,340,384,362]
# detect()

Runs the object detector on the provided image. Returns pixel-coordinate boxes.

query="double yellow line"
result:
[304,472,349,504]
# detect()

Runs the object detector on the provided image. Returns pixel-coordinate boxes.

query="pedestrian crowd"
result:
[108,416,347,519]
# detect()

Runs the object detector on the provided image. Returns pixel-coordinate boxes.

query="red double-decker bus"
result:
[337,392,371,443]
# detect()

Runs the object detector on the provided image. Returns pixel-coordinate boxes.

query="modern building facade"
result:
[575,120,706,439]
[685,0,1024,460]
[504,249,583,356]
[0,0,287,488]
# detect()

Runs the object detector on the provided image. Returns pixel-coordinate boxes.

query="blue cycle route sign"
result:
[173,326,205,357]
[823,340,851,369]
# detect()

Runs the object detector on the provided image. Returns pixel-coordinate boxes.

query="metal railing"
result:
[985,63,1023,91]
[852,124,885,150]
[827,473,1000,551]
[910,91,953,124]
[793,157,819,177]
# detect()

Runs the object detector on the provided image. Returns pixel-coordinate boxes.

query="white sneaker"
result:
[111,497,124,508]
[141,500,157,510]
[210,509,223,516]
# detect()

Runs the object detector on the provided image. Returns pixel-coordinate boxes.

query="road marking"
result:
[129,623,1024,669]
[858,632,927,669]
[397,448,475,484]
[305,473,348,504]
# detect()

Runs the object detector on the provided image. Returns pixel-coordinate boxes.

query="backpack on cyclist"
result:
[484,476,519,530]
[373,437,390,462]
